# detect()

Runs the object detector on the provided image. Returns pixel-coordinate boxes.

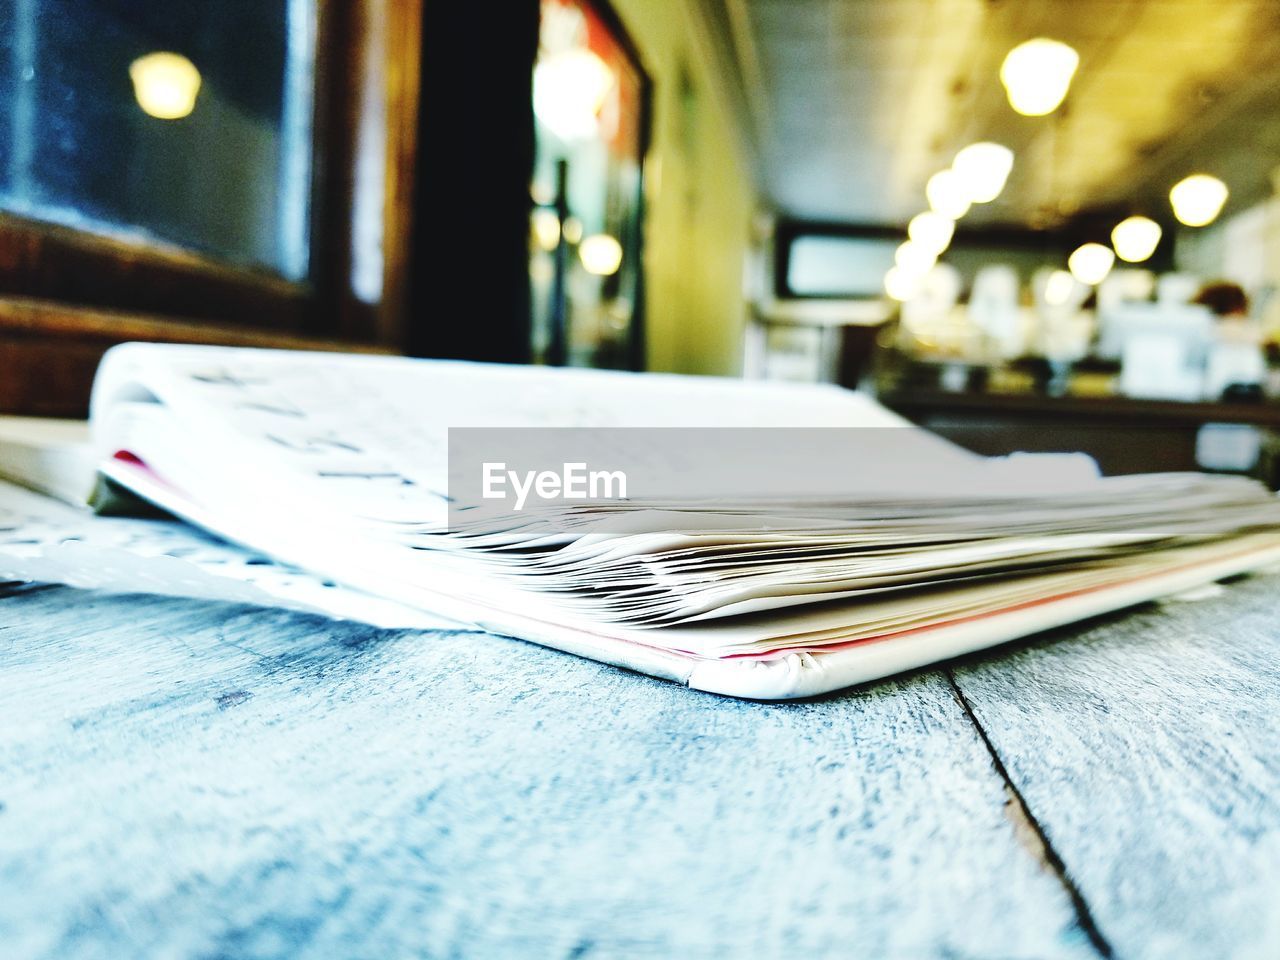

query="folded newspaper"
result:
[30,342,1280,698]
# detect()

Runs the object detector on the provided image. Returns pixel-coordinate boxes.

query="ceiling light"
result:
[1000,38,1079,116]
[1169,174,1228,227]
[894,240,937,275]
[533,49,614,141]
[926,169,971,220]
[579,234,623,275]
[907,212,954,255]
[951,143,1014,204]
[1068,243,1115,286]
[1043,269,1077,306]
[884,266,923,302]
[1110,216,1162,263]
[129,52,202,120]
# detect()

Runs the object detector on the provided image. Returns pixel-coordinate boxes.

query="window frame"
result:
[0,0,422,414]
[773,217,1176,300]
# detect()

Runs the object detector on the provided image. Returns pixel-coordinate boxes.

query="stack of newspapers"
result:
[83,343,1280,699]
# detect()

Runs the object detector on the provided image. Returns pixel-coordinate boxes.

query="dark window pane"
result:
[0,0,314,279]
[788,236,898,297]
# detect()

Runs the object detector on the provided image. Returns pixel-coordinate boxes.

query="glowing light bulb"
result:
[530,181,554,206]
[951,142,1014,204]
[1068,243,1115,286]
[1000,38,1079,116]
[1110,216,1162,263]
[884,266,923,302]
[579,234,623,276]
[1044,269,1076,306]
[531,209,561,251]
[533,49,614,141]
[1169,174,1228,227]
[895,240,937,275]
[129,52,201,120]
[907,212,954,255]
[926,169,971,220]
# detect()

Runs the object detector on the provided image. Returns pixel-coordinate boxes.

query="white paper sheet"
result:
[0,480,457,630]
[76,344,1280,699]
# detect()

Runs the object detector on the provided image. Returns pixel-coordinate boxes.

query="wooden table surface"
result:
[2,576,1279,959]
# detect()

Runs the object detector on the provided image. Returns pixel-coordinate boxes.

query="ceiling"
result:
[720,0,1280,232]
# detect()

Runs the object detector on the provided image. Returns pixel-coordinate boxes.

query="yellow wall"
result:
[610,0,757,376]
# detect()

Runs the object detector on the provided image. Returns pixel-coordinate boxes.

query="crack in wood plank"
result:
[946,670,1116,960]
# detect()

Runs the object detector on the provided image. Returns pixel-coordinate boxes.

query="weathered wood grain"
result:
[0,588,1096,959]
[951,572,1280,960]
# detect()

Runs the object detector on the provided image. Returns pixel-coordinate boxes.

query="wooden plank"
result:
[950,571,1280,958]
[0,588,1099,959]
[0,296,393,350]
[0,296,392,417]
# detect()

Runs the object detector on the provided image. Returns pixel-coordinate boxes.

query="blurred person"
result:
[1192,280,1249,318]
[1193,281,1257,342]
[1194,281,1267,399]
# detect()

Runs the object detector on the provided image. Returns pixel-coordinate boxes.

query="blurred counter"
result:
[876,354,1280,483]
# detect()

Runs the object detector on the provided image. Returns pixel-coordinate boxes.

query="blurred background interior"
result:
[5,0,1280,480]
